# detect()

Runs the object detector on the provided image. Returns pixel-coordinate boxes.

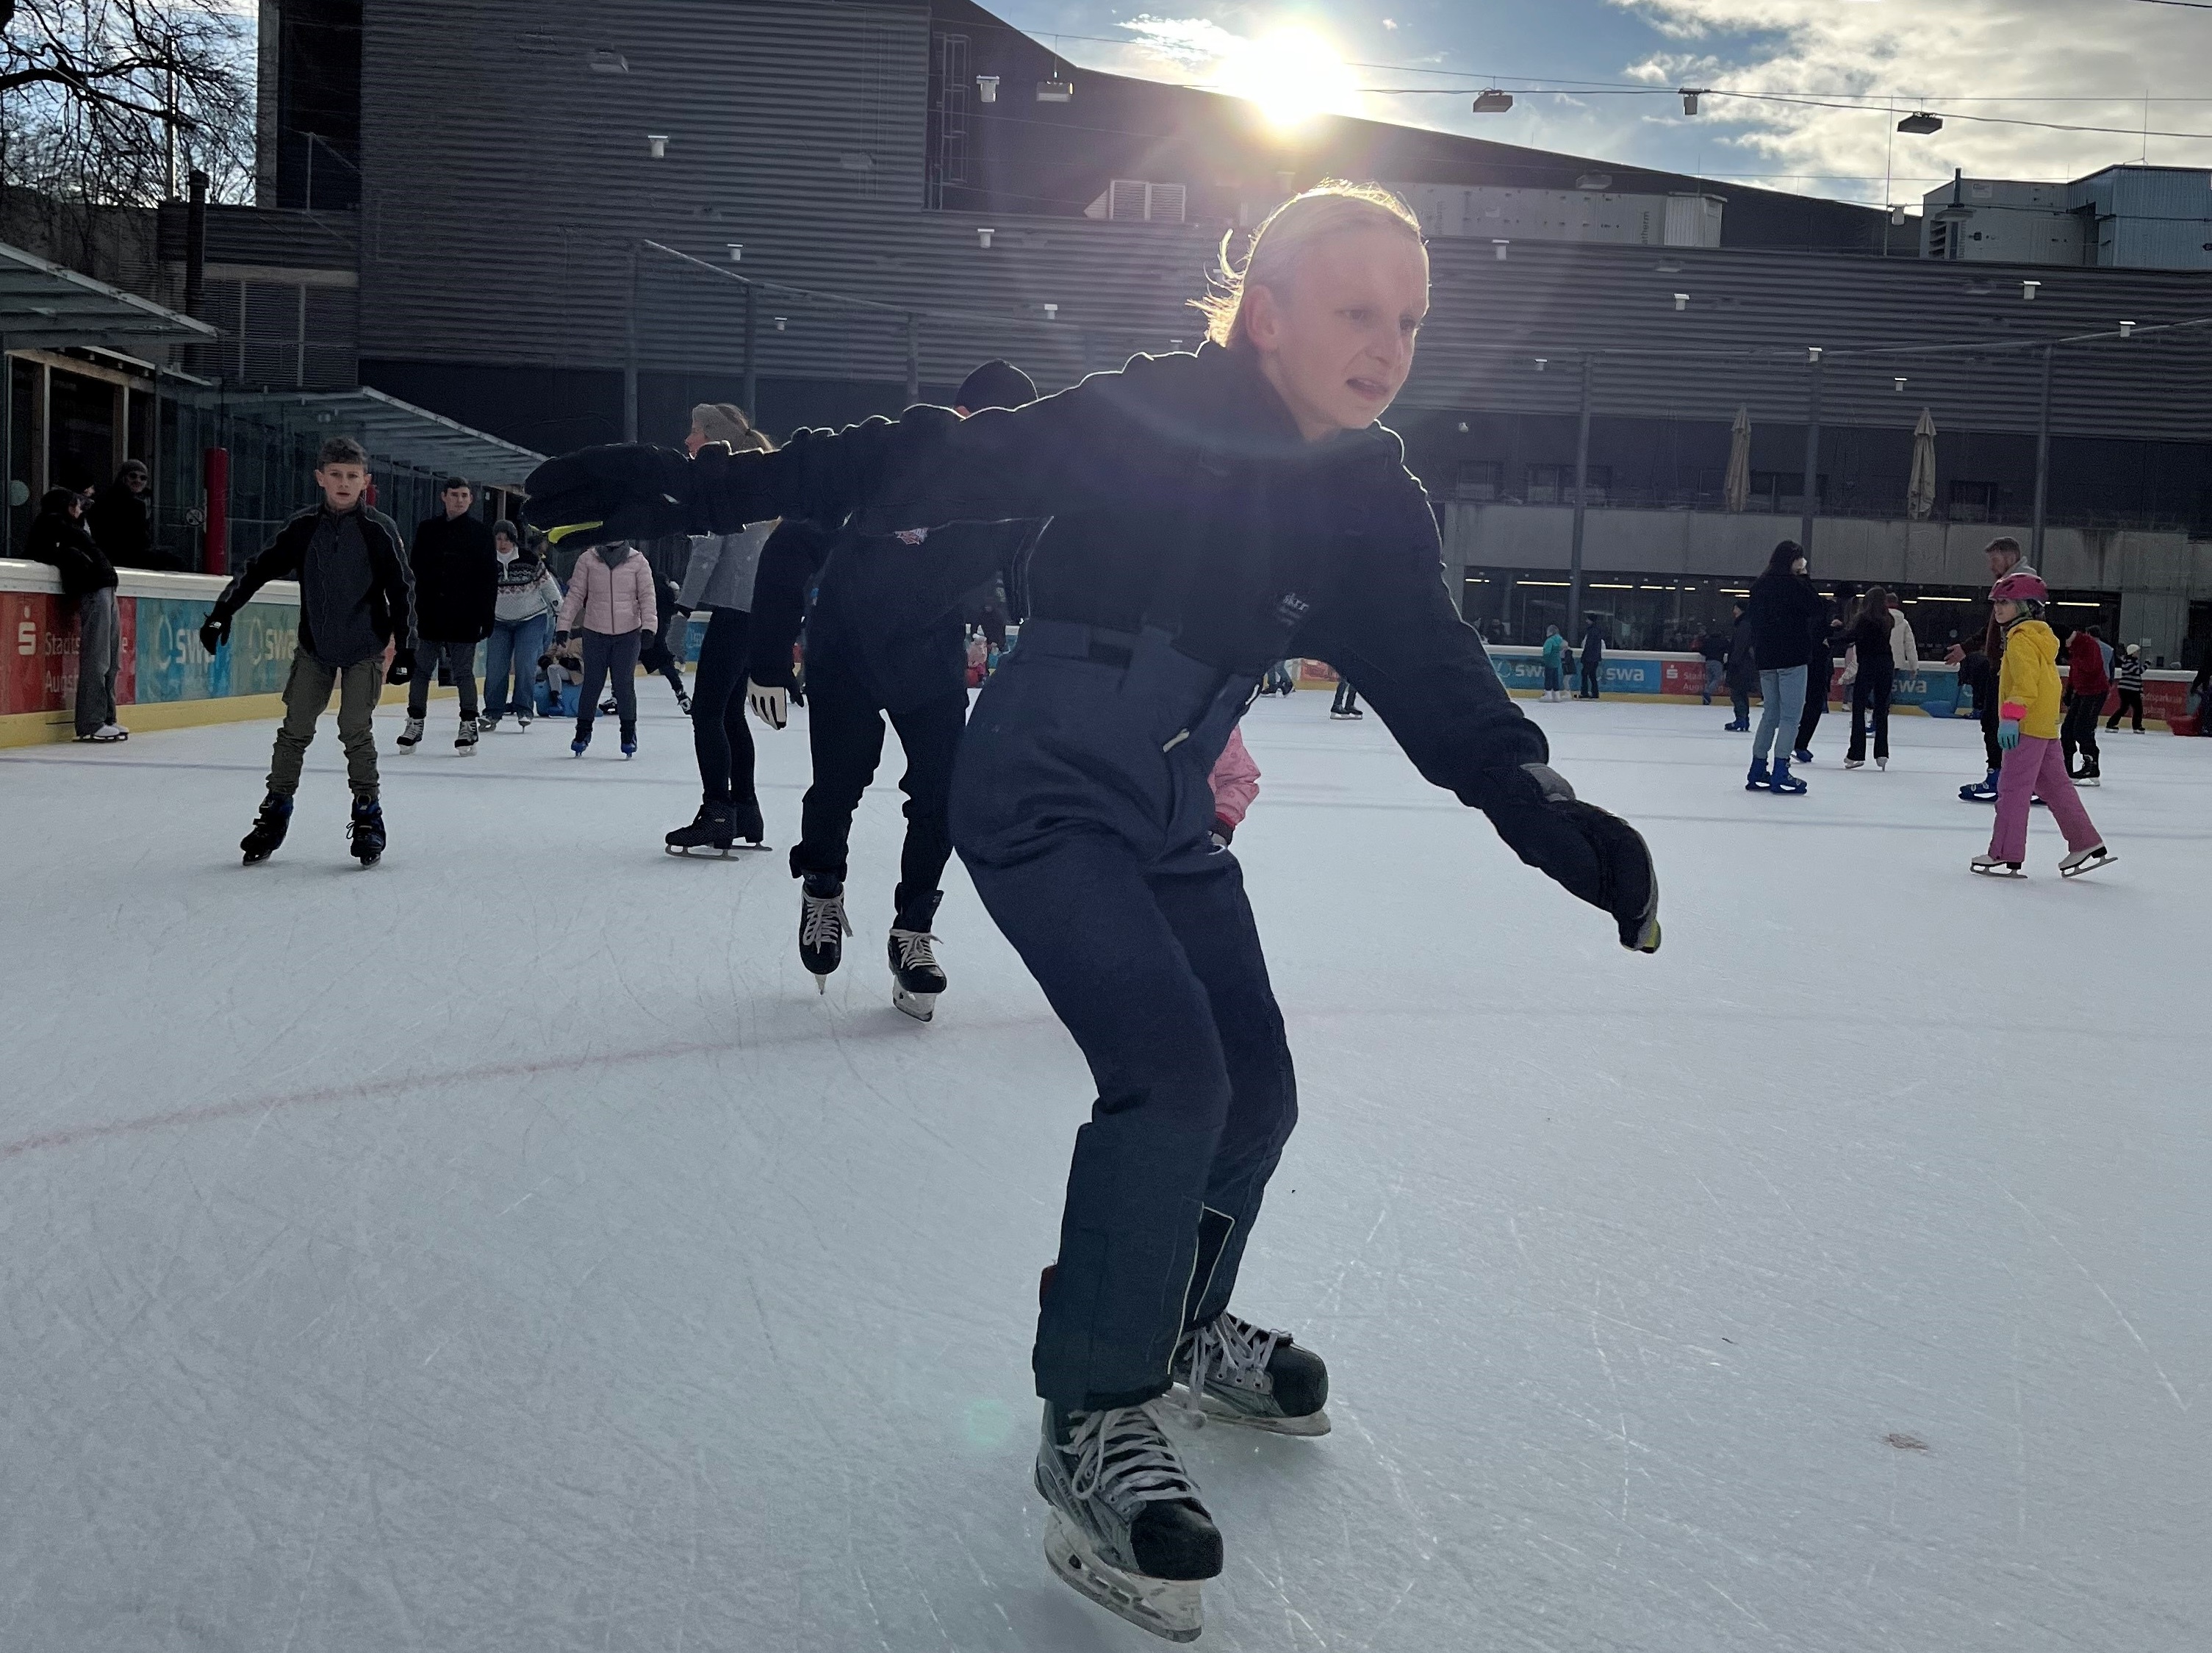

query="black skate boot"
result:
[675,684,693,715]
[240,791,293,864]
[730,797,766,848]
[348,794,387,865]
[397,715,424,751]
[1036,1402,1221,1643]
[665,801,736,857]
[455,716,479,753]
[1171,1310,1331,1436]
[888,892,946,1022]
[798,874,851,992]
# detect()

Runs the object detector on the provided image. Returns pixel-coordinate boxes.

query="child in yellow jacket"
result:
[1972,572,2116,878]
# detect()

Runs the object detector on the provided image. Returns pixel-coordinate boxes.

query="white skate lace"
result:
[800,892,851,948]
[891,931,939,972]
[1179,1313,1282,1425]
[1063,1403,1202,1510]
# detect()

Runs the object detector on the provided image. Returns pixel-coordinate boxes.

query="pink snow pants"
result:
[1990,734,2101,864]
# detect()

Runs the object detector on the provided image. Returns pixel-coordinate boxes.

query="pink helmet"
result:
[1989,571,2048,604]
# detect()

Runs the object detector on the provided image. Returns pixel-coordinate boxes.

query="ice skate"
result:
[397,716,424,750]
[79,722,128,742]
[2059,844,2116,878]
[1171,1310,1330,1436]
[799,875,851,991]
[1768,758,1807,795]
[239,792,293,864]
[2075,760,2100,786]
[1843,758,1864,770]
[1035,1402,1220,1643]
[1793,747,1814,765]
[516,711,532,729]
[348,795,386,866]
[1970,853,2023,878]
[730,798,767,849]
[1960,770,1999,803]
[571,731,590,757]
[480,714,500,735]
[620,722,637,759]
[888,926,945,1022]
[1876,756,1888,771]
[1745,757,1771,792]
[455,716,479,753]
[665,802,737,856]
[675,685,693,715]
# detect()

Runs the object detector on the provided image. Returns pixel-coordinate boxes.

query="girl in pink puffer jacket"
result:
[555,542,658,757]
[1207,725,1260,847]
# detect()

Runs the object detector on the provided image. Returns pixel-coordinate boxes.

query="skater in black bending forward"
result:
[742,358,1043,1020]
[525,182,1661,1643]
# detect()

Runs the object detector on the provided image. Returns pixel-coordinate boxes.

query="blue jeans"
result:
[1753,665,1808,764]
[1703,658,1725,704]
[483,614,549,718]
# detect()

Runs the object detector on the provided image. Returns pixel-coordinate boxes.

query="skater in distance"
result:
[1971,571,2115,879]
[741,358,1045,1020]
[199,436,414,867]
[524,179,1662,1644]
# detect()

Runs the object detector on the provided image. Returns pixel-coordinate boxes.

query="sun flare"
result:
[1217,30,1357,129]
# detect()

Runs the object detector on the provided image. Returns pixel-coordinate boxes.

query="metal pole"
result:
[1798,355,1823,553]
[905,313,921,406]
[1566,354,1593,645]
[742,282,758,418]
[2030,342,2055,565]
[623,243,639,442]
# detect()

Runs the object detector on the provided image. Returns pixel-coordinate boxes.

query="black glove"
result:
[385,648,415,686]
[521,444,700,548]
[537,653,555,669]
[553,630,570,647]
[1211,815,1236,847]
[198,611,231,655]
[1484,763,1661,953]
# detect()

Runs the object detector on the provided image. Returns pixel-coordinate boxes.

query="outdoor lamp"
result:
[976,75,999,104]
[1673,293,1689,310]
[1492,239,1509,259]
[1897,112,1942,135]
[2119,320,2136,337]
[647,134,669,159]
[2022,280,2040,300]
[977,228,994,248]
[1472,90,1514,114]
[1679,88,1703,115]
[727,243,742,262]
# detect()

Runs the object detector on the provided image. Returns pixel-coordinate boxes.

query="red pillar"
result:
[202,447,230,575]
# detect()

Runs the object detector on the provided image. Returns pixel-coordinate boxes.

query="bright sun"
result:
[1217,30,1357,129]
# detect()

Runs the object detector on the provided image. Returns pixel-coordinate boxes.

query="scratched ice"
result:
[1,690,2206,1652]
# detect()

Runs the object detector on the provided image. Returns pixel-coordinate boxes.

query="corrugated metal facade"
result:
[357,0,2212,448]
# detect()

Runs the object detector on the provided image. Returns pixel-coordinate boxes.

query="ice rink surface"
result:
[2,684,2207,1653]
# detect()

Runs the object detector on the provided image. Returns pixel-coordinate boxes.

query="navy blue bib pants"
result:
[950,622,1298,1413]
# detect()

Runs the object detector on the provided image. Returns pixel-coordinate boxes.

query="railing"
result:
[1451,491,2199,534]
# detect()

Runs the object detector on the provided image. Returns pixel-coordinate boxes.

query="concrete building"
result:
[215,0,2212,660]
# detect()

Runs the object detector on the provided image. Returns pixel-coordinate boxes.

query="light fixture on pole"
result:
[1890,206,1907,226]
[2022,279,2040,301]
[1037,65,1073,103]
[1471,89,1514,114]
[1896,111,1942,135]
[976,227,994,248]
[1679,88,1704,115]
[647,134,669,159]
[976,74,999,104]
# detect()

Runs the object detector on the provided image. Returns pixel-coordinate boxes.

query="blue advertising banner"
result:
[134,596,298,702]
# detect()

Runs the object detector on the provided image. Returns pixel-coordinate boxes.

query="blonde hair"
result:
[689,401,775,453]
[1193,181,1424,349]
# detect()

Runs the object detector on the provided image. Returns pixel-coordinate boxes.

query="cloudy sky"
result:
[986,0,2212,207]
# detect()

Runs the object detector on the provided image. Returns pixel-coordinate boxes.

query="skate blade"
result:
[1970,863,2024,878]
[2061,853,2116,878]
[1177,1386,1332,1436]
[892,986,937,1023]
[813,974,830,995]
[1042,1510,1202,1643]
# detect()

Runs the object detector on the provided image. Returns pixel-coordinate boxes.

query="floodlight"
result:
[1897,112,1942,135]
[1471,90,1514,114]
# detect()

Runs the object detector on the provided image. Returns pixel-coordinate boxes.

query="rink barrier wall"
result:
[2,560,481,749]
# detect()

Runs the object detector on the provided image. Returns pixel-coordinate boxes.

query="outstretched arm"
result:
[1294,487,1660,953]
[524,361,1185,548]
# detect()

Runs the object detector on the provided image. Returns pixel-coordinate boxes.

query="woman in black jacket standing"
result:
[27,488,126,741]
[525,182,1660,1643]
[1844,586,1897,770]
[1744,540,1825,793]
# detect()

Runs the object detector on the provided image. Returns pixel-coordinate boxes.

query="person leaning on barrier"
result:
[26,487,126,742]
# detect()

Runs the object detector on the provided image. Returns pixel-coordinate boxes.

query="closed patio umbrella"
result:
[1907,407,1938,520]
[1723,405,1751,512]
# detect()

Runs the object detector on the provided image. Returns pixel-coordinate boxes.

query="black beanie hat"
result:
[955,359,1038,412]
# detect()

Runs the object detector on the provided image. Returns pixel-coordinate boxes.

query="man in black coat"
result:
[743,359,1044,1020]
[87,459,171,570]
[1723,600,1756,730]
[1795,606,1841,763]
[402,476,498,750]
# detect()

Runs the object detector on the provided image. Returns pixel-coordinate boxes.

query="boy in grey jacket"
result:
[200,436,415,864]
